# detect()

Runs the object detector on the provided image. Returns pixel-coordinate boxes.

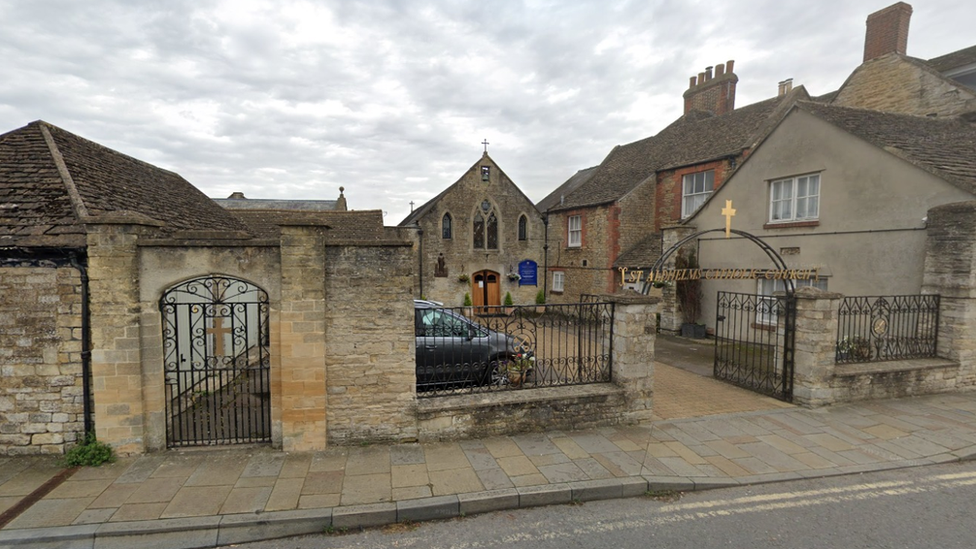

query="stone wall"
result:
[417,294,656,440]
[324,242,418,444]
[0,264,84,455]
[791,286,965,407]
[547,204,615,303]
[832,53,976,117]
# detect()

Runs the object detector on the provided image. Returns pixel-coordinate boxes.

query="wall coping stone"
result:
[416,384,622,416]
[835,357,958,377]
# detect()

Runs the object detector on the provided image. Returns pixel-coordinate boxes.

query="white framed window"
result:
[568,215,582,247]
[552,271,565,292]
[681,170,714,218]
[770,174,820,223]
[756,277,828,324]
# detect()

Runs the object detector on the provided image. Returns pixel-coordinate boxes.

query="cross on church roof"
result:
[482,139,489,153]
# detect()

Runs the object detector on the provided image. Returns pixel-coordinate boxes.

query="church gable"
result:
[404,152,544,307]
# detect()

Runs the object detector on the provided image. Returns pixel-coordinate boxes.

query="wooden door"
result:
[472,270,500,314]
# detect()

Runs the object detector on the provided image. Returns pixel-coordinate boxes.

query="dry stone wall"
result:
[0,265,84,455]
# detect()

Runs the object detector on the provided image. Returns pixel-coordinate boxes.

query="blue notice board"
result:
[518,260,538,286]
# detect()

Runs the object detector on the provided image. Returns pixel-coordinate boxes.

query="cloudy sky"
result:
[2,1,973,224]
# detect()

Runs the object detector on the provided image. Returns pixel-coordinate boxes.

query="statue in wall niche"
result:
[434,254,448,277]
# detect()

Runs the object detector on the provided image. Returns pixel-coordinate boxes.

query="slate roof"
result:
[927,45,976,74]
[797,102,976,194]
[215,196,339,211]
[546,89,806,213]
[0,121,251,247]
[231,209,391,242]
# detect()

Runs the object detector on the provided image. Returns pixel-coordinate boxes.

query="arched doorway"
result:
[159,275,271,447]
[644,229,796,401]
[471,270,500,314]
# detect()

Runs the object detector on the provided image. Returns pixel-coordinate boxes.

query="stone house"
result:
[398,153,545,308]
[0,120,419,455]
[657,2,976,331]
[539,60,807,302]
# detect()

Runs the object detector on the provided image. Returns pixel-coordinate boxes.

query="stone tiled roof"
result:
[0,121,251,247]
[613,233,663,269]
[927,45,976,74]
[536,166,598,213]
[231,209,391,243]
[398,153,537,227]
[548,89,805,213]
[797,102,976,194]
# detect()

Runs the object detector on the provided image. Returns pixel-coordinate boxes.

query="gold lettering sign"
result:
[620,267,820,285]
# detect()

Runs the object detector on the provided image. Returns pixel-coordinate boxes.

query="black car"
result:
[414,300,528,391]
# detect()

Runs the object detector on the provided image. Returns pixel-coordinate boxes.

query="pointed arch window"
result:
[442,213,452,239]
[517,215,527,241]
[473,200,498,250]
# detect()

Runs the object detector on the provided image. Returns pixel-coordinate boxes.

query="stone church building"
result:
[398,153,545,308]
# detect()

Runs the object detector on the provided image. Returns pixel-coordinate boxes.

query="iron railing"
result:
[415,302,614,397]
[836,295,939,364]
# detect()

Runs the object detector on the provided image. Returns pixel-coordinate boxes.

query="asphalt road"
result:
[223,460,976,549]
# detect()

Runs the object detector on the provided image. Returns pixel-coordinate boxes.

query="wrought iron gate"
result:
[714,291,795,401]
[160,276,271,447]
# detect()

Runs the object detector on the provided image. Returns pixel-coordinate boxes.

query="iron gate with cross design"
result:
[160,275,271,447]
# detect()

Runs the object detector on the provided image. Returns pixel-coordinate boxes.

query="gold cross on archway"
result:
[721,200,736,238]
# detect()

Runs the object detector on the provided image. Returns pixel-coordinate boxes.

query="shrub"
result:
[535,289,546,305]
[463,293,472,306]
[504,292,513,306]
[61,432,115,467]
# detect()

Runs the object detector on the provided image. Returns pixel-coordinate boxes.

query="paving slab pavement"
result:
[2,384,976,547]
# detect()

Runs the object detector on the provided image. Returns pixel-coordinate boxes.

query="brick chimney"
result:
[863,2,912,62]
[683,60,738,115]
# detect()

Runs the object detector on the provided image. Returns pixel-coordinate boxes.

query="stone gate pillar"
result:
[607,293,658,422]
[922,202,976,385]
[791,287,843,407]
[277,224,329,451]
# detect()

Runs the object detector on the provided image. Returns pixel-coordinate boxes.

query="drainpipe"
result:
[415,224,424,298]
[68,251,93,436]
[543,213,549,296]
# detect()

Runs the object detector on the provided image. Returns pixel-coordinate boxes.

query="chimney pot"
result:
[715,63,725,77]
[705,66,713,80]
[783,78,793,94]
[726,60,735,74]
[689,76,697,88]
[698,71,706,84]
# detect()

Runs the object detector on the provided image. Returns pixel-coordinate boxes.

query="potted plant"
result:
[503,291,514,315]
[462,292,473,317]
[507,272,521,282]
[535,288,546,313]
[457,273,470,284]
[675,249,706,338]
[501,352,534,387]
[837,335,871,360]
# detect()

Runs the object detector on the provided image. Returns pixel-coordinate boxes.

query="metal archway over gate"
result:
[160,275,271,447]
[640,229,796,402]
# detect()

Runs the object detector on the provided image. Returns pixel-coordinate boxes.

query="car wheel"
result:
[487,360,508,387]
